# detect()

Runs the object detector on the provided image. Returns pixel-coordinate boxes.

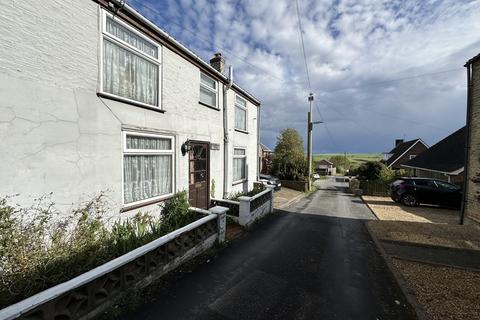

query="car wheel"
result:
[401,194,418,207]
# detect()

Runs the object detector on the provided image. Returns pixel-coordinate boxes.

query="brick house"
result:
[0,0,261,217]
[383,139,429,170]
[402,127,465,185]
[259,143,273,174]
[463,53,480,225]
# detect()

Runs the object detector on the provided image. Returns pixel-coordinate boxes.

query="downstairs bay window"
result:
[101,11,161,108]
[233,148,247,182]
[123,132,174,206]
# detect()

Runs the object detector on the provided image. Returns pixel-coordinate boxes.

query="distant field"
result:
[313,153,382,169]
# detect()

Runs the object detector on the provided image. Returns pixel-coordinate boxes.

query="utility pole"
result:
[307,93,314,191]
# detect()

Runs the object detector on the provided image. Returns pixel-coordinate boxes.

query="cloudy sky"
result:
[128,0,480,153]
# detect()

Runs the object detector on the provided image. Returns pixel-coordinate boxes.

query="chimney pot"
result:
[395,139,404,147]
[210,52,225,75]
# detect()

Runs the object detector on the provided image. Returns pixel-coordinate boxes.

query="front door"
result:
[188,142,209,209]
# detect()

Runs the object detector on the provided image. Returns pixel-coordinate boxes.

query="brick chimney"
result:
[395,139,404,147]
[210,52,225,75]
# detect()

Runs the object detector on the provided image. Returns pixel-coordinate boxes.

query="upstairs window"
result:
[235,95,247,131]
[101,12,161,108]
[199,73,218,108]
[233,148,247,182]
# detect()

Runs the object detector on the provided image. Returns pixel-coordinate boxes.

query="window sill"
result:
[120,195,173,213]
[234,128,248,134]
[199,101,220,111]
[98,92,165,113]
[232,179,247,186]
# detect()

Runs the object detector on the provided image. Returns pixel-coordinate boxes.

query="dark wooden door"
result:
[189,142,209,209]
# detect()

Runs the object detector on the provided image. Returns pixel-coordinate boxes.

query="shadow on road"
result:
[117,207,417,320]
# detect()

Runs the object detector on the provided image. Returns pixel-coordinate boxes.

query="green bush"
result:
[355,161,385,180]
[0,191,198,308]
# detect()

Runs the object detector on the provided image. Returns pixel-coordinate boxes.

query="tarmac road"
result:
[120,176,417,320]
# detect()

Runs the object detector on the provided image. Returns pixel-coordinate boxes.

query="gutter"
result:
[257,99,261,180]
[460,63,473,225]
[118,2,261,106]
[401,165,464,176]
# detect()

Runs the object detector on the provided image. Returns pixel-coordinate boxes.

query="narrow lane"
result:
[120,177,417,320]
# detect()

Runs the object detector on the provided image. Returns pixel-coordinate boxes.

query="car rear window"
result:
[413,179,436,187]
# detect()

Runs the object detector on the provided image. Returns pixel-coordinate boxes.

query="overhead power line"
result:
[127,0,301,88]
[126,0,466,133]
[294,0,312,91]
[323,67,463,93]
[128,0,465,96]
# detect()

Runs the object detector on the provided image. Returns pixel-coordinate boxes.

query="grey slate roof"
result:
[403,127,466,174]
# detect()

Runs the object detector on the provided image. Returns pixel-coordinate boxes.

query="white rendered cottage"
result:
[0,0,261,218]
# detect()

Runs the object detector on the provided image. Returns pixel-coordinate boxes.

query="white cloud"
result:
[130,0,480,153]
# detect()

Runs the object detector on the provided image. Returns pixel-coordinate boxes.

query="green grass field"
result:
[313,153,382,170]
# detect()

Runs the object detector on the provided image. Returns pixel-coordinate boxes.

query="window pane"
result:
[200,86,216,107]
[200,73,216,90]
[235,96,246,108]
[126,135,171,150]
[235,106,246,130]
[106,16,158,58]
[234,148,246,155]
[103,40,158,106]
[123,154,172,204]
[233,158,246,181]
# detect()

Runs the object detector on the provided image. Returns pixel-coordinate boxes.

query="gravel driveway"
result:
[362,196,460,224]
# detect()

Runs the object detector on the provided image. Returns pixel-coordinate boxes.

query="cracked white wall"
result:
[0,0,258,219]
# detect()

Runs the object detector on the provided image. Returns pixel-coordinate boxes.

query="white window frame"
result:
[234,95,248,132]
[409,155,416,160]
[233,147,247,183]
[122,131,175,207]
[99,10,162,109]
[199,72,218,109]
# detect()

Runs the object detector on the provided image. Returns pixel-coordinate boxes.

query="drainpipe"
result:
[257,103,261,180]
[223,66,233,197]
[460,63,473,225]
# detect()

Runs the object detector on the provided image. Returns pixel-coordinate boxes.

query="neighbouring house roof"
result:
[317,159,334,166]
[105,1,260,106]
[259,143,272,152]
[403,127,466,175]
[465,52,480,66]
[385,139,428,168]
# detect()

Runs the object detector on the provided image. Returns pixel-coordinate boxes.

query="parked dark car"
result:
[390,177,462,209]
[258,174,282,191]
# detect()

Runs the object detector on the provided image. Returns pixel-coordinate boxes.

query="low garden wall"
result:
[280,180,309,192]
[0,206,228,320]
[211,186,274,227]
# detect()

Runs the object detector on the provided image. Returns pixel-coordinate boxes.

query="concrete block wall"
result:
[0,0,258,219]
[465,59,480,224]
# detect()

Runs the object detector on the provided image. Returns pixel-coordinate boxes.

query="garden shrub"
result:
[0,191,199,308]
